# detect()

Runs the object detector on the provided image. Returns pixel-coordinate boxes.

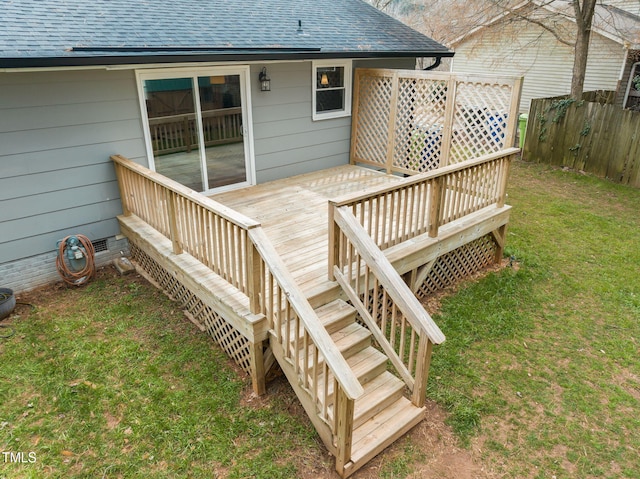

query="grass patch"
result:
[2,160,639,478]
[0,274,325,478]
[427,161,640,477]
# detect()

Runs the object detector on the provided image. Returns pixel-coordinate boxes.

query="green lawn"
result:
[1,160,638,478]
[0,277,327,478]
[427,160,640,478]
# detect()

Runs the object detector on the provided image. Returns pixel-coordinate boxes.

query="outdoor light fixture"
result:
[259,67,271,92]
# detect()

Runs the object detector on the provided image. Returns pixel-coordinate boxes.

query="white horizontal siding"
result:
[604,0,640,16]
[584,33,626,91]
[452,19,625,112]
[0,69,146,264]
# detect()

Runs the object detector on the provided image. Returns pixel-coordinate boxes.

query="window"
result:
[312,60,352,120]
[136,66,255,194]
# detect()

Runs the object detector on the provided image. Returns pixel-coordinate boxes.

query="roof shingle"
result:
[0,0,452,67]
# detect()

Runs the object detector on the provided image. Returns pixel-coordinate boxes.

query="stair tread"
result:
[331,323,371,350]
[354,372,405,421]
[314,298,355,325]
[316,346,388,397]
[284,299,357,346]
[291,321,372,372]
[350,397,425,465]
[347,347,387,379]
[314,298,358,335]
[328,371,405,427]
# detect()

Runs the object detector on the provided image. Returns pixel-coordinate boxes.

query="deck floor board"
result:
[211,165,403,297]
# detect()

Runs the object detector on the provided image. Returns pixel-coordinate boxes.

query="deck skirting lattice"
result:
[415,233,497,298]
[130,242,253,374]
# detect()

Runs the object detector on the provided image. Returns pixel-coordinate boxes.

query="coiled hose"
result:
[56,234,96,286]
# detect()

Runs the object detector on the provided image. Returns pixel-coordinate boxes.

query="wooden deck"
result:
[211,165,403,300]
[113,148,515,478]
[112,68,523,479]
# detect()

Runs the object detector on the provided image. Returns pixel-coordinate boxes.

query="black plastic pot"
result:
[0,288,16,320]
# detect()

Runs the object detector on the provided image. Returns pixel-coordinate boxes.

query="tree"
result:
[570,0,597,98]
[386,0,628,100]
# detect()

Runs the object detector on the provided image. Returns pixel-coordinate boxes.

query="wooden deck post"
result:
[249,339,267,396]
[247,239,262,313]
[410,336,433,408]
[504,77,524,148]
[112,160,131,217]
[497,154,513,208]
[492,224,508,264]
[385,72,400,174]
[328,202,340,280]
[335,387,355,475]
[439,77,458,167]
[166,190,183,255]
[428,177,443,238]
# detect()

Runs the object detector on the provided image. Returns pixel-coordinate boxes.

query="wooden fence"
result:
[350,69,522,174]
[524,93,640,187]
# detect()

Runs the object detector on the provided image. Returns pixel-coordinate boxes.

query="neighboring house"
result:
[0,0,452,293]
[448,0,640,112]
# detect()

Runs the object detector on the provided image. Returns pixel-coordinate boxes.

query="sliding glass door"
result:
[138,67,254,194]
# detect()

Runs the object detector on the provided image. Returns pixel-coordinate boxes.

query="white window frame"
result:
[135,65,256,195]
[312,60,353,121]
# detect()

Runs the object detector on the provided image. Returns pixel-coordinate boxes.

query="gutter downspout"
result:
[423,56,443,71]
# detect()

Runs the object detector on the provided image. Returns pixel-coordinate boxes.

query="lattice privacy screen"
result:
[352,69,522,174]
[130,242,253,374]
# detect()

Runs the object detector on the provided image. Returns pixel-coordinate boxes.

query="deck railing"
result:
[112,155,258,295]
[111,154,362,465]
[149,107,243,156]
[331,206,445,407]
[329,148,518,258]
[328,148,517,407]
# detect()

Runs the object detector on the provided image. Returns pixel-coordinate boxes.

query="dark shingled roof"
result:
[0,0,452,68]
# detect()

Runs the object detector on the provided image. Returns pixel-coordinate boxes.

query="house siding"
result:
[0,58,415,292]
[606,0,640,15]
[0,69,146,289]
[452,19,624,112]
[249,58,414,183]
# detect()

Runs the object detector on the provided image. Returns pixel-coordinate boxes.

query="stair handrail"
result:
[248,227,363,467]
[331,205,445,407]
[248,227,364,401]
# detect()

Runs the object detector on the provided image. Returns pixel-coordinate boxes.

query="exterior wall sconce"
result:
[259,67,271,92]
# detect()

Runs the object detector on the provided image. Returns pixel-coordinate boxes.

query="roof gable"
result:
[0,0,451,68]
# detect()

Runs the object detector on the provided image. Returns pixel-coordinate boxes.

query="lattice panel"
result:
[353,74,393,165]
[394,78,448,173]
[449,81,512,164]
[130,243,253,374]
[415,234,498,298]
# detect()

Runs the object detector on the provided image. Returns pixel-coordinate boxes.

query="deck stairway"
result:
[244,217,447,478]
[276,297,426,477]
